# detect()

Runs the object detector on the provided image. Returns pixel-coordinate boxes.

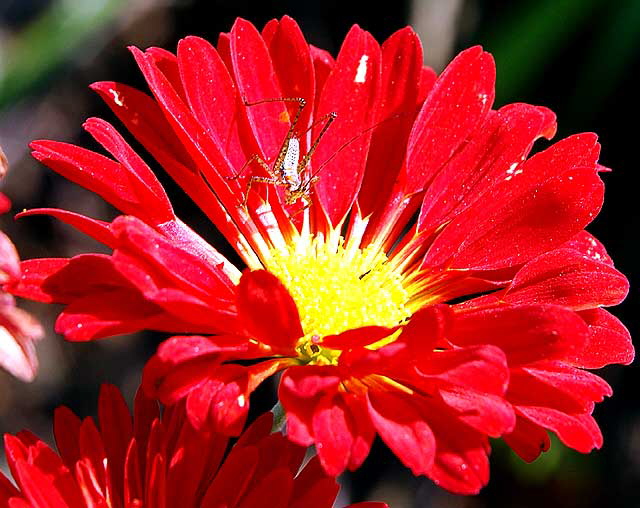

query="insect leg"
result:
[297,111,337,173]
[243,97,307,174]
[243,175,289,207]
[226,153,275,181]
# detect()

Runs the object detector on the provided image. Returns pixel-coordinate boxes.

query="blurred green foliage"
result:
[479,0,640,118]
[0,0,126,110]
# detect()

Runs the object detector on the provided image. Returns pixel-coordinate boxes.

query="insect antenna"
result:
[305,109,415,182]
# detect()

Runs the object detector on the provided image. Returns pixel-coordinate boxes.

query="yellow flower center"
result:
[265,235,411,363]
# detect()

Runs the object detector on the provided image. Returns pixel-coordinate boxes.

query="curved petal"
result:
[425,167,604,270]
[313,25,382,226]
[451,304,589,366]
[366,389,435,476]
[236,270,302,352]
[569,308,634,368]
[505,248,628,309]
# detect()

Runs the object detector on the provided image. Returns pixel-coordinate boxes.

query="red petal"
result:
[6,258,83,303]
[200,446,258,507]
[53,406,82,467]
[177,36,246,172]
[508,362,611,413]
[366,389,435,476]
[451,304,589,366]
[398,304,450,355]
[230,19,288,161]
[417,103,556,236]
[233,468,293,508]
[145,46,186,100]
[313,25,382,225]
[423,404,491,495]
[416,345,509,396]
[30,138,171,224]
[503,415,551,462]
[279,366,341,446]
[312,396,354,475]
[264,16,316,133]
[309,45,334,103]
[425,167,604,270]
[569,308,634,368]
[517,407,603,453]
[16,208,115,248]
[563,230,614,266]
[505,248,628,310]
[404,46,495,198]
[83,117,174,222]
[55,289,187,340]
[90,81,193,167]
[112,216,235,299]
[438,387,515,437]
[290,456,339,508]
[236,269,302,351]
[358,26,424,218]
[320,325,396,349]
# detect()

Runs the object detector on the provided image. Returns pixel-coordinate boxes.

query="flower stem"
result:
[271,401,287,433]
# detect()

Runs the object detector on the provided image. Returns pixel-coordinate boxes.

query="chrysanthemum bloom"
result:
[0,148,43,381]
[6,17,632,493]
[0,384,386,508]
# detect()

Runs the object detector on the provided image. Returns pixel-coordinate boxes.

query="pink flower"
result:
[0,146,43,381]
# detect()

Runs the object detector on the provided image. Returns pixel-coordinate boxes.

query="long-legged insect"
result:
[229,97,336,209]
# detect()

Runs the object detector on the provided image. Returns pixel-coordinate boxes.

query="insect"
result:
[228,97,337,210]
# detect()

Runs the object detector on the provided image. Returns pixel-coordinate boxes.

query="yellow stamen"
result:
[265,235,411,359]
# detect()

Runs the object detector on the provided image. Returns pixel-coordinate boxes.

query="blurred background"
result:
[0,0,638,506]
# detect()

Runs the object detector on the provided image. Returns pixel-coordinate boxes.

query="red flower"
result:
[7,17,632,493]
[0,147,43,381]
[0,384,386,508]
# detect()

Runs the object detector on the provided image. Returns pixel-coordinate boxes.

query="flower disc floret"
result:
[266,235,411,337]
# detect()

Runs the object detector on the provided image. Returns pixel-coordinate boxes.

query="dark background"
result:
[0,1,638,506]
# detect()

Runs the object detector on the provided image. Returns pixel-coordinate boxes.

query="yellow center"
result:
[265,235,411,363]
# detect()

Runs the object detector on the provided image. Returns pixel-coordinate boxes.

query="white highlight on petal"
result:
[355,55,369,83]
[504,162,523,181]
[110,89,124,107]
